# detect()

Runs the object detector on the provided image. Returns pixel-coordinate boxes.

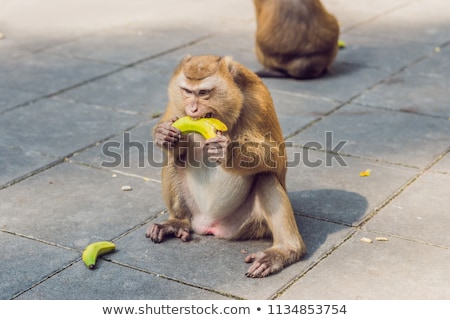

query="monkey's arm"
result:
[222,133,286,177]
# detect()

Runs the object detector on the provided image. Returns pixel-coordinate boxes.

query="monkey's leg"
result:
[244,174,306,277]
[146,165,192,243]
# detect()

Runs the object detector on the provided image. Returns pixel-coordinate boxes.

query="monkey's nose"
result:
[188,104,199,114]
[186,108,200,119]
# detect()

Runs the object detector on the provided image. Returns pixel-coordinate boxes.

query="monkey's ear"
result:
[182,54,193,63]
[221,56,238,77]
[174,54,193,75]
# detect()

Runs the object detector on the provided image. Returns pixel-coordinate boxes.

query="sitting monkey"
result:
[253,0,340,79]
[147,55,306,277]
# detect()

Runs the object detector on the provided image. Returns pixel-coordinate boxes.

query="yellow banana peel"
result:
[82,241,116,269]
[172,116,228,139]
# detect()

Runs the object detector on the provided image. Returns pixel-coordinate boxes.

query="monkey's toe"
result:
[175,228,191,242]
[246,261,273,278]
[244,253,257,263]
[145,223,165,243]
[244,250,283,277]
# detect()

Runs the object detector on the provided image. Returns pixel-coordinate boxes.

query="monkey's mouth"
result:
[190,112,213,120]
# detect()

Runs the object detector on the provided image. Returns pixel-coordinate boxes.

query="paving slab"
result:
[336,33,433,72]
[271,91,341,138]
[0,97,142,158]
[110,213,353,300]
[0,162,164,250]
[431,152,450,174]
[72,120,164,182]
[355,46,450,118]
[364,172,450,248]
[60,66,169,116]
[45,22,211,66]
[0,146,56,187]
[0,52,118,95]
[0,0,221,52]
[0,41,31,61]
[0,232,79,300]
[289,104,450,169]
[0,87,42,113]
[348,0,450,45]
[16,261,229,300]
[279,230,450,299]
[262,63,390,103]
[321,0,412,32]
[285,148,419,225]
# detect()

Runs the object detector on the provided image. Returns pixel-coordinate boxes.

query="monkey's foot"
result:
[255,68,289,78]
[244,247,303,278]
[244,251,283,278]
[145,222,191,243]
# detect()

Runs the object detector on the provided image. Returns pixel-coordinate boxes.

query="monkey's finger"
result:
[155,134,179,148]
[176,228,191,242]
[155,126,180,138]
[146,224,163,243]
[157,127,182,139]
[164,126,182,137]
[164,134,181,143]
[246,261,272,278]
[244,253,257,263]
[168,116,180,124]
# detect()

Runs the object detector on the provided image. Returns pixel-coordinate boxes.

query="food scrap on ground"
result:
[360,237,373,243]
[359,169,372,177]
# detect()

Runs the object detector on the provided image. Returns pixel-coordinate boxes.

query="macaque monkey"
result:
[146,55,306,277]
[253,0,340,79]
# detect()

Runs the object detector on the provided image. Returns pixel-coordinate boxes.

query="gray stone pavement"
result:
[1,0,449,300]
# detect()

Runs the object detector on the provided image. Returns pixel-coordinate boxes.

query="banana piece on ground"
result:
[172,116,228,140]
[82,241,116,269]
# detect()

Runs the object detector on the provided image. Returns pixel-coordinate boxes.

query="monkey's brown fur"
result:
[253,0,339,79]
[147,55,306,277]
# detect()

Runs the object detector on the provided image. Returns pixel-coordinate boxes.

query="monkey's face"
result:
[170,55,244,130]
[179,80,215,120]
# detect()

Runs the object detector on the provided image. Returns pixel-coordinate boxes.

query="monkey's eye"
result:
[198,89,212,97]
[181,88,193,96]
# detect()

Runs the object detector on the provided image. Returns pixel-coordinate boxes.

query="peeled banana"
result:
[172,116,228,139]
[82,241,116,269]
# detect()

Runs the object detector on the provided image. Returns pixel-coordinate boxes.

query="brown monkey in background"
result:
[253,0,340,79]
[146,55,306,277]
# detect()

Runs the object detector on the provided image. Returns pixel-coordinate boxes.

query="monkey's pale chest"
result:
[182,164,254,237]
[184,164,253,215]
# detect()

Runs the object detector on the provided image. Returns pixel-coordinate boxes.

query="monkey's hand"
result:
[204,132,230,163]
[154,116,181,148]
